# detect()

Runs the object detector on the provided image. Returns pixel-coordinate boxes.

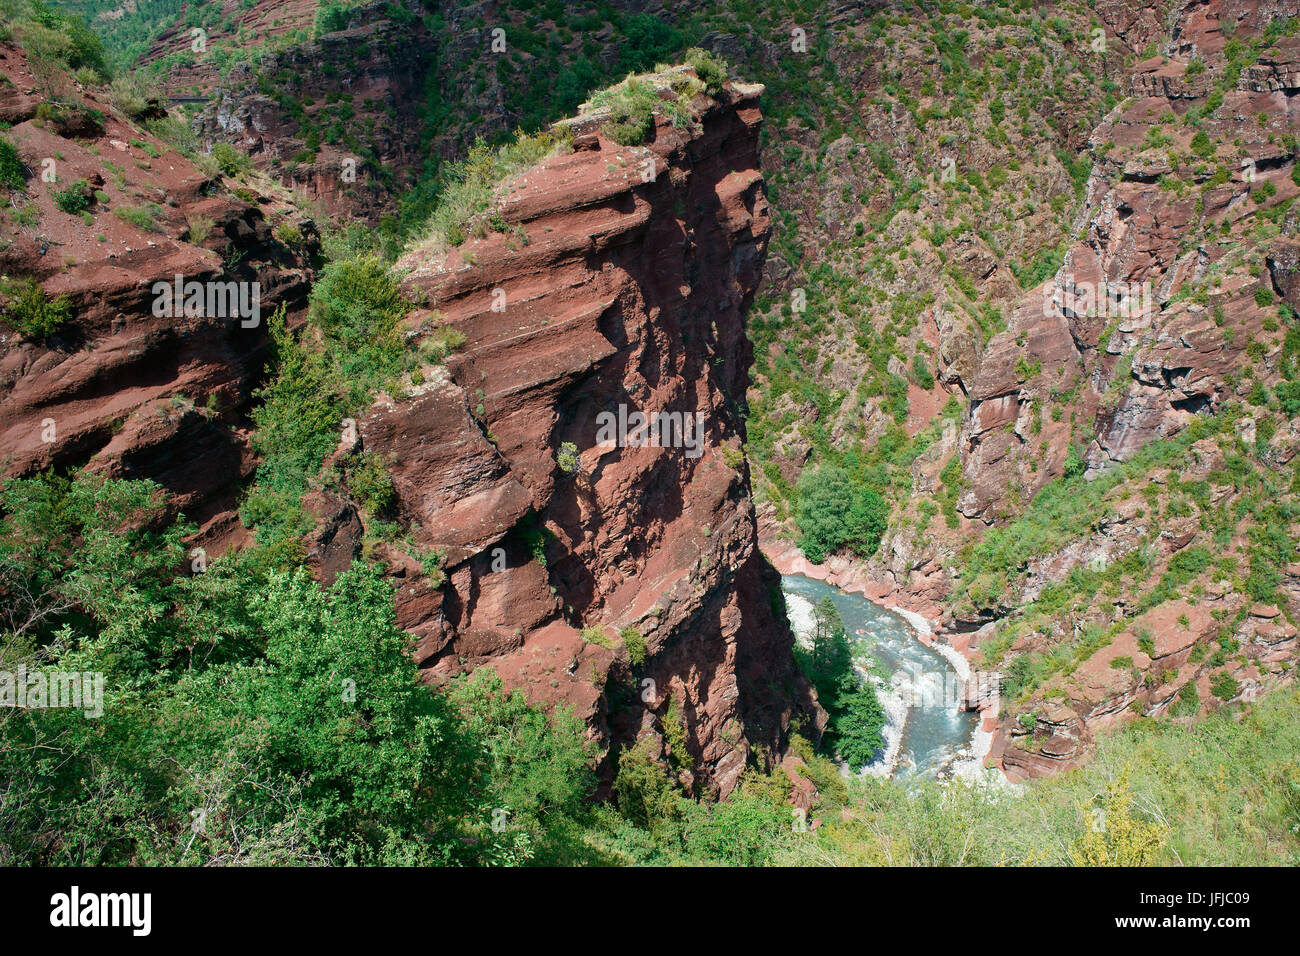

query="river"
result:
[781,573,981,780]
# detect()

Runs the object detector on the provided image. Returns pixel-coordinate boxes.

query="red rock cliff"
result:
[326,76,821,795]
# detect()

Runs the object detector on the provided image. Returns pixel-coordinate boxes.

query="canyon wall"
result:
[838,0,1300,779]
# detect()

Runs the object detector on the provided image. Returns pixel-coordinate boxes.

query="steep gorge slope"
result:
[824,0,1300,779]
[1,19,819,797]
[0,37,314,547]
[17,0,1299,794]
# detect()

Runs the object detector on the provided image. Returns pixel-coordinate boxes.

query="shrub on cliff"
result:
[416,128,567,250]
[589,74,696,146]
[243,257,421,550]
[593,78,659,146]
[51,178,92,214]
[313,1,354,38]
[0,277,71,340]
[556,441,580,474]
[210,141,251,178]
[620,626,647,668]
[346,451,395,515]
[794,465,888,563]
[309,255,411,406]
[683,47,729,93]
[612,738,682,834]
[242,306,342,547]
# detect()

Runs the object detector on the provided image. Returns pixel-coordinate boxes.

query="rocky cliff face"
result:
[191,1,439,223]
[0,40,315,547]
[184,0,710,224]
[310,78,820,796]
[957,1,1300,521]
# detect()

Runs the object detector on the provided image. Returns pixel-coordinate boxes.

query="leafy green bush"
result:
[683,47,729,93]
[313,1,354,37]
[1210,671,1239,701]
[795,465,889,562]
[1,277,72,339]
[612,737,682,833]
[680,789,785,866]
[422,325,466,363]
[588,76,683,146]
[557,441,579,474]
[347,451,394,515]
[210,141,251,177]
[621,626,647,668]
[1277,380,1300,416]
[580,626,614,649]
[447,668,594,858]
[912,353,935,389]
[241,309,342,549]
[308,255,411,407]
[241,257,415,547]
[51,178,91,214]
[1252,181,1278,204]
[273,221,303,246]
[1190,129,1215,159]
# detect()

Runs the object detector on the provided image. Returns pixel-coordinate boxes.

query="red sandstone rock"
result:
[350,79,823,796]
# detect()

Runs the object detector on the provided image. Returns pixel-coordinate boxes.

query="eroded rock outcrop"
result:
[327,76,820,796]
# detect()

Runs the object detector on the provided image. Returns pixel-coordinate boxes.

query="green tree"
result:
[165,565,496,865]
[795,466,888,562]
[448,668,594,860]
[0,473,594,866]
[795,594,885,772]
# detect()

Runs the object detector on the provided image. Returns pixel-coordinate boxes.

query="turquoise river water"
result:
[781,573,979,779]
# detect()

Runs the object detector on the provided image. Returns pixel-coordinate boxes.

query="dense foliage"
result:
[795,466,888,563]
[0,473,597,865]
